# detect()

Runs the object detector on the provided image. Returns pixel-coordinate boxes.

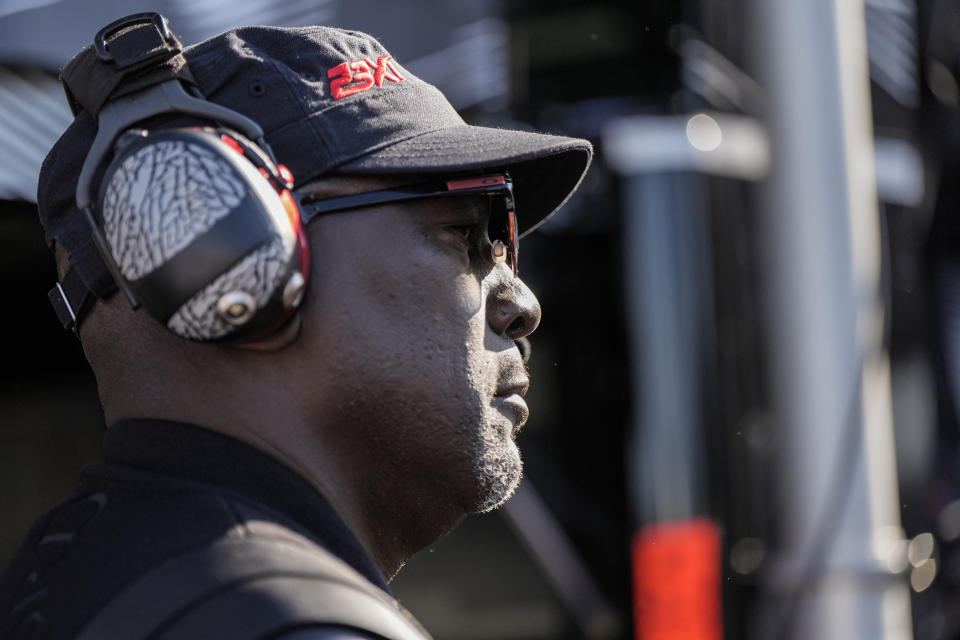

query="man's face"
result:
[296,175,541,517]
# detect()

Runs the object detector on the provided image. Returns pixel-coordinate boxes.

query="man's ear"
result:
[230,313,303,352]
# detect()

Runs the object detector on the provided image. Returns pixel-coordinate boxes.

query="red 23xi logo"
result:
[327,55,405,100]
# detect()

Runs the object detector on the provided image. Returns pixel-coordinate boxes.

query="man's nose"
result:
[487,272,542,339]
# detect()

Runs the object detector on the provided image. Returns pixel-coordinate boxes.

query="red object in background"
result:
[632,519,723,640]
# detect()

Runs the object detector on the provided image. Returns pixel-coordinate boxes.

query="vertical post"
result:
[621,171,723,640]
[745,0,912,637]
[605,112,770,640]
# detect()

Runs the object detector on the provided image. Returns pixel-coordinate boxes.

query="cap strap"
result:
[61,12,196,118]
[48,267,96,333]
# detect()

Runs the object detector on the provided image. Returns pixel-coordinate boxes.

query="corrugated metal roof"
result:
[0,65,71,202]
[166,0,336,37]
[0,0,340,68]
[865,0,919,108]
[0,0,510,203]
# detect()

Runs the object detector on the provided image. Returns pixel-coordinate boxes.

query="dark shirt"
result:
[0,419,391,639]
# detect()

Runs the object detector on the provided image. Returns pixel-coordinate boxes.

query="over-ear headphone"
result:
[71,14,310,342]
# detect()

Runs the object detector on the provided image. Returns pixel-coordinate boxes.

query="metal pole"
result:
[605,110,769,640]
[745,0,912,637]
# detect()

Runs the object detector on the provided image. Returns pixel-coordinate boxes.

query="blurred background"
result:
[3,0,960,638]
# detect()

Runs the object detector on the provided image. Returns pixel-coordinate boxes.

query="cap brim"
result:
[334,124,593,237]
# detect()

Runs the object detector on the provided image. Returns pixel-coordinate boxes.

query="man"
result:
[0,13,591,639]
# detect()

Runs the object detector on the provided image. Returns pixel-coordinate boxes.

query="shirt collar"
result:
[101,418,389,592]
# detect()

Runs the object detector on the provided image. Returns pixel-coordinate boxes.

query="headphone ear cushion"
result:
[97,128,302,340]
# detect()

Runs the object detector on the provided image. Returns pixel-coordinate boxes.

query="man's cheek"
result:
[453,273,483,316]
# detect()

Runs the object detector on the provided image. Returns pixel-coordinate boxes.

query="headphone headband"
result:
[77,80,268,211]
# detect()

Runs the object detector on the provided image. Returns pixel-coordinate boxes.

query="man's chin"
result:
[470,448,523,514]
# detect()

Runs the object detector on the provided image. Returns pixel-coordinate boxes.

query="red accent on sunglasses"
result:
[507,209,518,277]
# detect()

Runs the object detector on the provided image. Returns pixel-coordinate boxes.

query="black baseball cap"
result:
[38,20,593,301]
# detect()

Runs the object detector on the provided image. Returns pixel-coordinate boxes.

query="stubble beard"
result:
[468,418,524,513]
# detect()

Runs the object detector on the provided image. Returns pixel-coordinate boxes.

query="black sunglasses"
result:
[298,173,518,277]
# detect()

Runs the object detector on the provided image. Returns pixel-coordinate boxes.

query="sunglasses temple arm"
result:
[298,183,506,224]
[299,189,431,224]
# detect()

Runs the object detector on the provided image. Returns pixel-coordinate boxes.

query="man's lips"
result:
[494,378,530,429]
[495,378,530,398]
